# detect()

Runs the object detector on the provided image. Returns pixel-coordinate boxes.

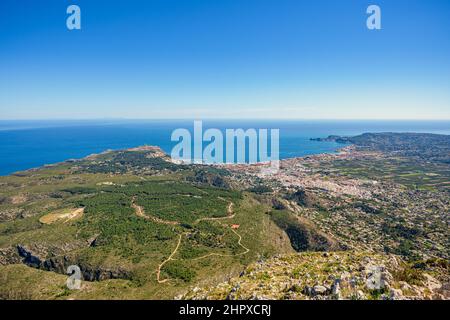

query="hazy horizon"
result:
[1,118,450,122]
[1,118,449,175]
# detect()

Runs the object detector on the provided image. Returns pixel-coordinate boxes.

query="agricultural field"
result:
[324,157,450,191]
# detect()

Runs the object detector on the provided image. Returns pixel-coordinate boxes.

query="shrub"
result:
[162,261,196,282]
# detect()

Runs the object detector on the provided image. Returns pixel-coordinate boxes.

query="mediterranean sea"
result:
[0,120,449,176]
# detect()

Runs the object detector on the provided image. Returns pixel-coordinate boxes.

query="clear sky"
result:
[1,0,449,120]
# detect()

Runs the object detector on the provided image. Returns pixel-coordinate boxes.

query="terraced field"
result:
[317,156,450,191]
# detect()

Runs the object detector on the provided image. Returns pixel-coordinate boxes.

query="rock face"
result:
[17,245,44,268]
[44,256,131,281]
[312,285,329,295]
[331,279,341,299]
[390,288,404,300]
[0,247,22,265]
[180,251,449,300]
[14,245,131,281]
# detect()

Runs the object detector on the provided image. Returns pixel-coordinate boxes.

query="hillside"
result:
[181,251,449,300]
[0,147,295,299]
[0,133,449,300]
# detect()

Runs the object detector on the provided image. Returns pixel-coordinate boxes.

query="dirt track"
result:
[131,195,249,283]
[156,234,183,283]
[131,197,180,225]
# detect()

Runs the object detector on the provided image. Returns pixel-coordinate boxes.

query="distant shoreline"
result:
[9,130,450,176]
[1,119,450,132]
[1,121,449,176]
[5,143,349,177]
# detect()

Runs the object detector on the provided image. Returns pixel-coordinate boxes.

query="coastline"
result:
[3,129,450,177]
[3,143,351,177]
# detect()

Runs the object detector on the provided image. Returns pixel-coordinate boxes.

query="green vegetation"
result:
[78,151,179,174]
[162,260,196,282]
[270,210,338,252]
[393,265,425,286]
[0,215,42,236]
[1,133,448,300]
[329,157,450,191]
[78,191,177,249]
[247,185,273,194]
[0,148,283,299]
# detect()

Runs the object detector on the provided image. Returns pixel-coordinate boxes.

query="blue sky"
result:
[0,0,449,120]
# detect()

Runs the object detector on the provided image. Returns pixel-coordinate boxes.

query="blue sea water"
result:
[0,120,449,176]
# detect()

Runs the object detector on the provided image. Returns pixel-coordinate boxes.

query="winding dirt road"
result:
[156,233,183,283]
[131,196,180,226]
[192,226,250,261]
[194,201,235,223]
[131,195,249,283]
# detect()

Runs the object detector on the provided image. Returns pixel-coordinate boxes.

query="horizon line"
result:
[1,118,450,122]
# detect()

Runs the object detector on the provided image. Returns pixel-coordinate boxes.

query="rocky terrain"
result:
[181,251,449,300]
